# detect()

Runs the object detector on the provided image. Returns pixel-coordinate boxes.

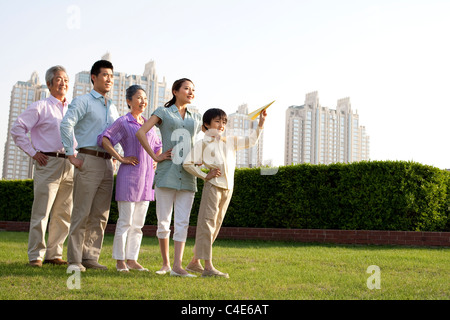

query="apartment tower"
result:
[227,104,264,168]
[2,72,49,180]
[73,54,171,119]
[285,91,369,165]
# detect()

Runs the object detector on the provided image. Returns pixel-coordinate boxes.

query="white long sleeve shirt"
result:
[183,126,263,190]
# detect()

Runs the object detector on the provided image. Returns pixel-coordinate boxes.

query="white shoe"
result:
[155,267,171,275]
[116,266,129,272]
[170,270,197,277]
[126,264,148,272]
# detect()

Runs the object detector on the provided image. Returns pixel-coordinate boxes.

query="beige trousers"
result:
[28,157,73,261]
[194,181,233,260]
[66,153,114,264]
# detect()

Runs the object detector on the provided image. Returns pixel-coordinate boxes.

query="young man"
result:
[60,60,119,272]
[183,107,267,278]
[11,65,74,267]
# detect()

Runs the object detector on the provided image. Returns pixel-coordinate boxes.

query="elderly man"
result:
[11,65,74,267]
[60,60,119,272]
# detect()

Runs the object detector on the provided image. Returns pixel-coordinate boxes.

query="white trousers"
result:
[155,187,195,242]
[112,201,149,261]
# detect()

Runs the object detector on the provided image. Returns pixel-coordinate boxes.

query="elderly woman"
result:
[98,85,169,272]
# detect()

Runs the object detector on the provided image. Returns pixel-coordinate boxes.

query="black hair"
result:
[164,78,194,108]
[126,85,146,109]
[202,108,227,130]
[90,60,114,85]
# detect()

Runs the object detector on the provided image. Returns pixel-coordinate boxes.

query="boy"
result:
[183,107,267,278]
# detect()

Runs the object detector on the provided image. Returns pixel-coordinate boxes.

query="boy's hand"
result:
[259,109,267,128]
[206,168,221,180]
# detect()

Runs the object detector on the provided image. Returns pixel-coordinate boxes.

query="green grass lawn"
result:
[0,231,448,300]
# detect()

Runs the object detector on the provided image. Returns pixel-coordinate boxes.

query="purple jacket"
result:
[98,113,162,201]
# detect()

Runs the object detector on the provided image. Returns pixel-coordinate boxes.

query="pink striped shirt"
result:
[11,95,75,157]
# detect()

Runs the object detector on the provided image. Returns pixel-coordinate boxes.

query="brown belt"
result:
[78,148,112,159]
[41,152,68,158]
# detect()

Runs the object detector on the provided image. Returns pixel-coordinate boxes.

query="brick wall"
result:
[2,221,449,247]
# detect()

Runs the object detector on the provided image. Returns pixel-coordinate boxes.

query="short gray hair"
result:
[45,65,67,87]
[126,85,146,109]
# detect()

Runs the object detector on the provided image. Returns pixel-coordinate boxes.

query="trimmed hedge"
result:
[225,161,450,232]
[1,161,449,232]
[0,179,34,222]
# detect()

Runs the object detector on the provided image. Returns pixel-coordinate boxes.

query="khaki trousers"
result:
[67,153,114,264]
[28,157,73,261]
[194,181,233,260]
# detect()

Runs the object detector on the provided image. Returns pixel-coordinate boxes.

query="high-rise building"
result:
[72,54,171,120]
[285,91,370,165]
[227,104,264,168]
[2,72,49,180]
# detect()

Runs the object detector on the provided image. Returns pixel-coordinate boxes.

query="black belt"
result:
[79,148,112,159]
[41,152,68,158]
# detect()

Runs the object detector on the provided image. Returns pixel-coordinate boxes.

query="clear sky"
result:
[1,0,449,174]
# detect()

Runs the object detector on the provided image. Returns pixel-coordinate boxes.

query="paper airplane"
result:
[247,100,275,120]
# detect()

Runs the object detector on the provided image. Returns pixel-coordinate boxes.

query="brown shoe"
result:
[29,260,42,267]
[67,263,86,272]
[44,258,68,265]
[202,269,229,278]
[186,261,204,273]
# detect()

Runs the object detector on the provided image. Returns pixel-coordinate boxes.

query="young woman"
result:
[98,85,167,272]
[136,78,202,277]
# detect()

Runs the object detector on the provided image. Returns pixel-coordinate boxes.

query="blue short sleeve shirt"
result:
[152,104,202,191]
